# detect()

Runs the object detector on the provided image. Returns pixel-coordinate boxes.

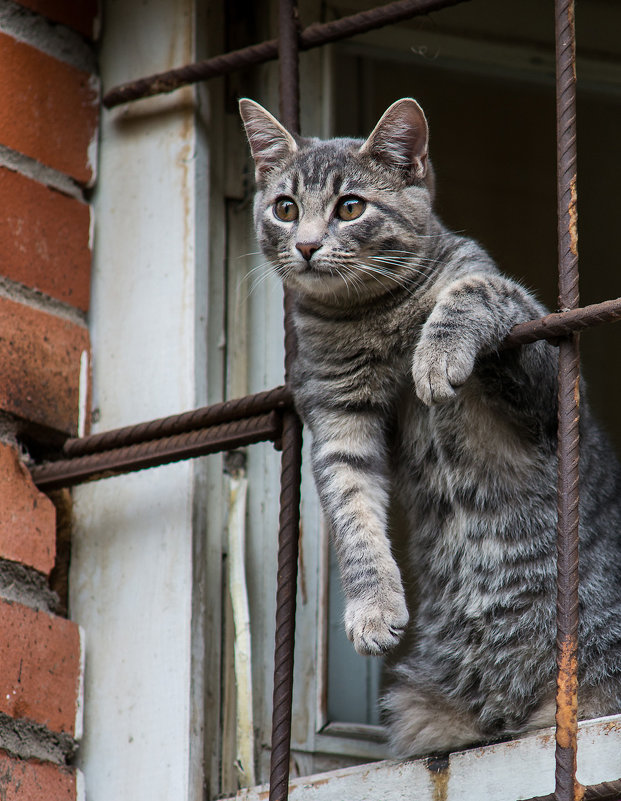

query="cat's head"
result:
[240,97,435,304]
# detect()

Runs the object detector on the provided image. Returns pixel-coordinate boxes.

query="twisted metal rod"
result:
[62,385,292,457]
[524,777,621,801]
[102,0,471,107]
[269,411,303,801]
[31,413,282,491]
[268,5,304,801]
[553,1,582,800]
[504,297,621,348]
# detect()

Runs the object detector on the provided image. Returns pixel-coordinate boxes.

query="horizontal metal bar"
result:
[103,0,470,107]
[63,385,292,457]
[31,412,282,491]
[504,296,621,348]
[523,776,621,801]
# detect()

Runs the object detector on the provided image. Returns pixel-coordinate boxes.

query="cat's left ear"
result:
[239,98,298,183]
[359,98,429,181]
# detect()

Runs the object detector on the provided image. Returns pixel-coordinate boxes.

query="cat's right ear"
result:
[239,99,298,183]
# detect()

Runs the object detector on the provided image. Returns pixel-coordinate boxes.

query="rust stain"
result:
[569,176,578,256]
[574,779,586,801]
[426,756,450,801]
[555,637,579,750]
[573,374,580,408]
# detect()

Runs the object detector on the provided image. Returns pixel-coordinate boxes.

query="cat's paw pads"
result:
[344,595,409,656]
[412,343,475,406]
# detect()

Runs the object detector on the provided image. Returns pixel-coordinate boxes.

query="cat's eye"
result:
[273,197,299,222]
[337,196,366,221]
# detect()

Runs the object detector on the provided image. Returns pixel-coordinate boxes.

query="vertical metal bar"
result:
[270,3,303,801]
[554,1,583,800]
[270,411,303,801]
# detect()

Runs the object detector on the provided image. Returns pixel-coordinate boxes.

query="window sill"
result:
[223,713,621,801]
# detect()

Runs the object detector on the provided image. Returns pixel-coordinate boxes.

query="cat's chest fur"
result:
[290,292,421,418]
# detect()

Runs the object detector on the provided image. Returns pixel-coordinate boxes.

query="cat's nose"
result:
[296,242,322,262]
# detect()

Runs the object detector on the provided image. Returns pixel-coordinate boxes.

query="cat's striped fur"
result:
[240,97,621,756]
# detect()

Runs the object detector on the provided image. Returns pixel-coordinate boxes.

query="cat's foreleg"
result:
[412,272,540,405]
[310,409,408,656]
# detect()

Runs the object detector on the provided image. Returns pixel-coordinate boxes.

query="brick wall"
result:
[0,1,99,798]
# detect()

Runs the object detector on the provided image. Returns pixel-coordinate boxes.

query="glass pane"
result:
[327,540,382,726]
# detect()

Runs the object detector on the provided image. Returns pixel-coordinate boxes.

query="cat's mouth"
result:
[290,257,336,276]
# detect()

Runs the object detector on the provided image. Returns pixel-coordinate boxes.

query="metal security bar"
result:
[29,2,621,800]
[553,3,581,798]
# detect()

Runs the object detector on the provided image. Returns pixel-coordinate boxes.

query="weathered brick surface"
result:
[0,599,82,736]
[0,443,56,575]
[0,750,79,800]
[0,32,98,185]
[0,298,90,436]
[14,0,99,39]
[0,168,91,312]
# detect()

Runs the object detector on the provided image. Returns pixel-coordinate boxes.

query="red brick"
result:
[14,0,99,39]
[0,599,82,736]
[0,168,91,312]
[0,750,79,800]
[0,298,90,436]
[0,443,56,575]
[0,33,98,185]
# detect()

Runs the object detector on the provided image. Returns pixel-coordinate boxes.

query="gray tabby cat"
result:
[239,97,621,756]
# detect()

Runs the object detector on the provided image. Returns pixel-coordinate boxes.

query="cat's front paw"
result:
[412,339,476,406]
[344,594,409,656]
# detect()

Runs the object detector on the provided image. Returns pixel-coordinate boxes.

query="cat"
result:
[239,96,621,756]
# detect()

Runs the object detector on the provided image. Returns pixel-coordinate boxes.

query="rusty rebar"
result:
[62,385,292,457]
[554,2,582,800]
[524,777,621,801]
[504,297,621,348]
[31,413,281,491]
[269,411,303,801]
[268,6,303,800]
[103,0,471,108]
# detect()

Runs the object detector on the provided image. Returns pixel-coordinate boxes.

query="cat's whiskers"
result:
[372,250,444,266]
[235,250,263,259]
[351,261,420,299]
[243,260,283,298]
[368,256,435,276]
[365,256,434,287]
[335,267,361,301]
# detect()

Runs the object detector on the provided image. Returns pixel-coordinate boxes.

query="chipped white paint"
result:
[77,350,89,439]
[76,770,86,801]
[85,74,101,187]
[74,624,85,742]
[224,714,621,801]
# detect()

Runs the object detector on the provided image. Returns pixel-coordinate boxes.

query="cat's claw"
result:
[345,596,409,656]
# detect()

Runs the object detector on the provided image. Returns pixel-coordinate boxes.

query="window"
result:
[56,1,621,800]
